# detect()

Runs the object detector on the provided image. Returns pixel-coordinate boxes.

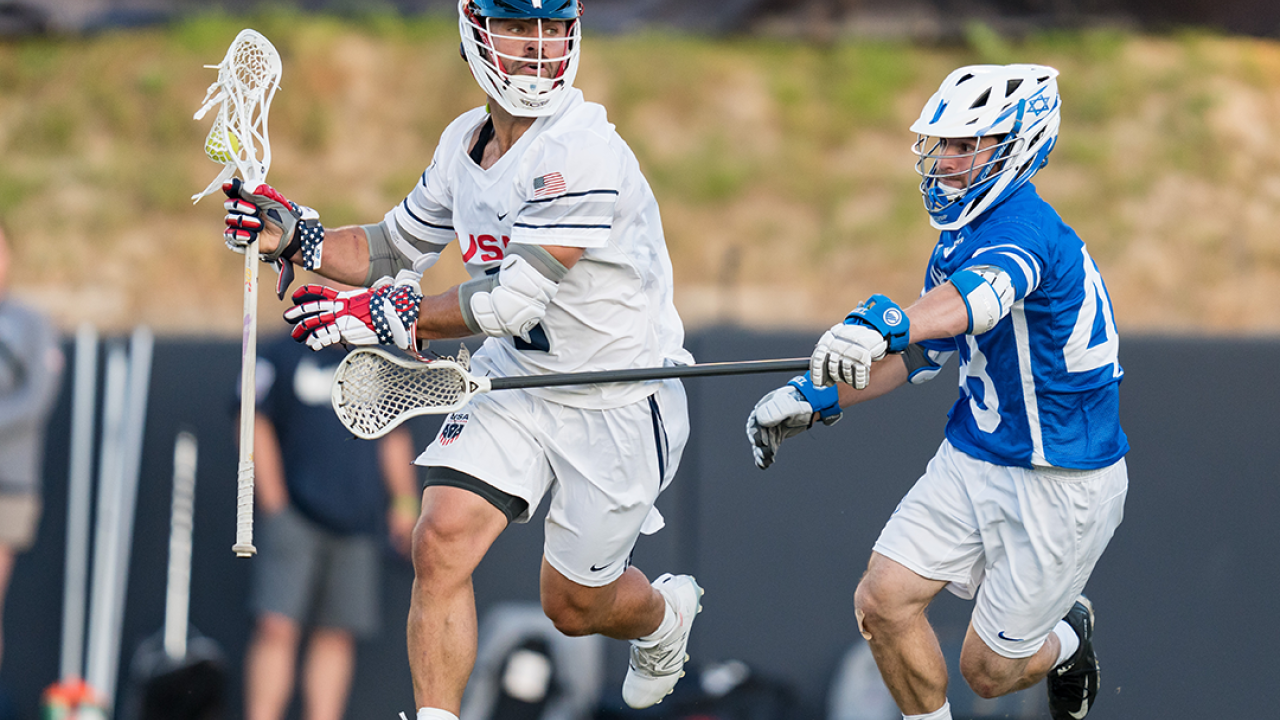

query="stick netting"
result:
[334,351,472,439]
[193,29,281,201]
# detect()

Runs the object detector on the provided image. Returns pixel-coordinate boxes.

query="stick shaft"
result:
[487,358,810,391]
[233,240,258,557]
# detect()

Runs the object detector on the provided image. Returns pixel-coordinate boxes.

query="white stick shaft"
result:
[234,239,259,557]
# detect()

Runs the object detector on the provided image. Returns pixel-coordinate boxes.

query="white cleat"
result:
[622,573,704,709]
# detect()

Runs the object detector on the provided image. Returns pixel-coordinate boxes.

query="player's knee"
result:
[853,577,900,636]
[543,602,594,637]
[958,645,1017,699]
[410,508,479,580]
[540,587,600,637]
[959,666,1006,699]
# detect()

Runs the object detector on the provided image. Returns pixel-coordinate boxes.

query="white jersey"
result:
[384,88,692,409]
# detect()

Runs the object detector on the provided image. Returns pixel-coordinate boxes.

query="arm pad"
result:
[949,265,1015,334]
[363,220,446,286]
[460,246,568,339]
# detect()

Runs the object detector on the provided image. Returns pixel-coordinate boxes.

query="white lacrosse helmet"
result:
[458,0,582,118]
[910,64,1061,230]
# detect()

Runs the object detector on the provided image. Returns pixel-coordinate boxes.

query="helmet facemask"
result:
[459,0,582,118]
[913,133,1020,222]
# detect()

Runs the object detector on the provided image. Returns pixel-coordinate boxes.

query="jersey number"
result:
[1064,247,1121,377]
[960,247,1120,434]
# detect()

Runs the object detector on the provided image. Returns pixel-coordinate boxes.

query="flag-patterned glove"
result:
[223,178,325,298]
[284,272,423,352]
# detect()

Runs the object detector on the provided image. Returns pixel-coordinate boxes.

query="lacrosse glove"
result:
[746,374,841,470]
[810,294,910,389]
[223,178,325,298]
[285,270,423,353]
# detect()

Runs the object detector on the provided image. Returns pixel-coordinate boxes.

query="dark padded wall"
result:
[2,332,1277,719]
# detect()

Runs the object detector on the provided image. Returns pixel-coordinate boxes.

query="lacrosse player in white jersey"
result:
[218,1,703,717]
[746,65,1129,720]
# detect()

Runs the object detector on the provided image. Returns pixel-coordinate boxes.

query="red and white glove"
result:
[223,178,325,298]
[284,271,424,352]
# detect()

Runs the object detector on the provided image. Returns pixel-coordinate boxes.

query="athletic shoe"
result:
[1048,596,1099,720]
[622,573,703,708]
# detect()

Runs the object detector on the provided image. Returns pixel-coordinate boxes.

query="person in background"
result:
[0,221,65,680]
[242,329,418,720]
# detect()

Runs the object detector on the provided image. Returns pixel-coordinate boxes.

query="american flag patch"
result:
[533,172,566,198]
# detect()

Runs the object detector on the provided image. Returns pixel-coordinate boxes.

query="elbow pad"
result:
[363,219,445,286]
[461,248,566,340]
[902,345,953,385]
[949,265,1015,334]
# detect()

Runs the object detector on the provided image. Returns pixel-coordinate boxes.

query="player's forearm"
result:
[252,416,288,512]
[297,225,371,287]
[905,283,970,342]
[835,354,909,409]
[379,427,419,499]
[416,286,477,340]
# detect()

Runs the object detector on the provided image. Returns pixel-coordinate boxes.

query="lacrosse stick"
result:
[332,346,810,440]
[192,29,282,557]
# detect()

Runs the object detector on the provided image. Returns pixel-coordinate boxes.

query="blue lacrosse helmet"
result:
[459,0,583,117]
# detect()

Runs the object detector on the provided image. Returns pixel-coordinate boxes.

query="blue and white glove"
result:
[284,271,423,353]
[810,294,910,389]
[746,374,841,470]
[222,178,325,298]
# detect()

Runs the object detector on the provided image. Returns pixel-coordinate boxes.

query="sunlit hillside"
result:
[1,12,1278,336]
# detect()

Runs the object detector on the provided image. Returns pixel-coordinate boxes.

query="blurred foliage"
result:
[0,14,1278,334]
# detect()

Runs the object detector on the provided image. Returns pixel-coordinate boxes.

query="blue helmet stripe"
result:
[469,0,580,19]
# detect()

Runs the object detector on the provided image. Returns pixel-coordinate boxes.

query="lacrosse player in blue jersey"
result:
[218,2,703,719]
[747,64,1128,720]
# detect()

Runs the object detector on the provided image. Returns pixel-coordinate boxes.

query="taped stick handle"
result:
[233,238,259,558]
[485,358,811,391]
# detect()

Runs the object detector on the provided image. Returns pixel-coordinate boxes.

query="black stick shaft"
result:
[487,358,810,391]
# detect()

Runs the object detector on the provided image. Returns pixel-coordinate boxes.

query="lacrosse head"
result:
[332,347,481,439]
[459,0,582,117]
[192,29,283,202]
[910,64,1060,230]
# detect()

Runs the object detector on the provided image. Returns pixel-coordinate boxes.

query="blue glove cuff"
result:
[844,293,911,353]
[788,374,842,424]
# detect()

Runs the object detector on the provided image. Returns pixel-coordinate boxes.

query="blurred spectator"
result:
[240,332,419,720]
[0,222,65,675]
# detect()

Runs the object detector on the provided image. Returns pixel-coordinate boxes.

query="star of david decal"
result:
[1027,95,1052,116]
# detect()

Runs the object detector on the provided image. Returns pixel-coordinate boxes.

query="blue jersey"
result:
[918,183,1129,469]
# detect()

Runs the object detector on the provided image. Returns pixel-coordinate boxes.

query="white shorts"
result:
[873,439,1127,659]
[416,378,688,588]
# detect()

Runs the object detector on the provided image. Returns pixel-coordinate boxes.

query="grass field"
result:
[0,11,1278,335]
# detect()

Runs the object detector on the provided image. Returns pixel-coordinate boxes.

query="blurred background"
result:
[0,2,1278,720]
[0,0,1279,334]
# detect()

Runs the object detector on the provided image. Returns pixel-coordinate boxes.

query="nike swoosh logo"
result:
[497,211,508,221]
[590,562,612,572]
[1070,699,1089,719]
[997,631,1025,642]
